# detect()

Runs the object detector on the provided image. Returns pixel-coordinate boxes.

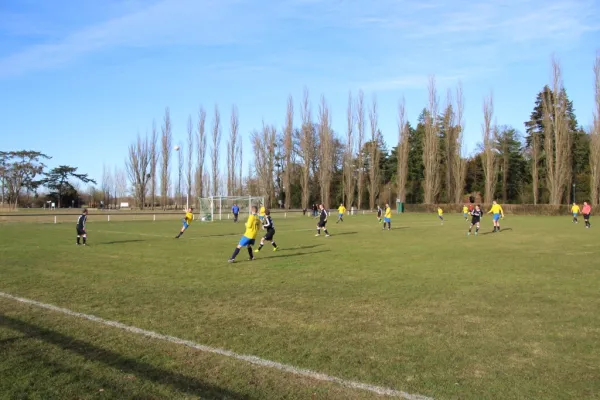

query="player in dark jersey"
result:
[256,210,278,252]
[467,205,482,236]
[376,205,383,223]
[315,204,330,237]
[76,209,88,245]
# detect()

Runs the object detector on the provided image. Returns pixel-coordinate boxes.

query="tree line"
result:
[0,152,95,209]
[3,54,600,211]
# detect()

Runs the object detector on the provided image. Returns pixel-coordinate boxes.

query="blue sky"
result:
[1,0,599,187]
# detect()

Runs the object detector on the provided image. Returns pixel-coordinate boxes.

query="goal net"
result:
[197,196,265,222]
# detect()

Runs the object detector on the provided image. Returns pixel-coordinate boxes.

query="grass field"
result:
[1,213,599,399]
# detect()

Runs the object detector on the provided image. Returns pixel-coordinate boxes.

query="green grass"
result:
[1,214,599,399]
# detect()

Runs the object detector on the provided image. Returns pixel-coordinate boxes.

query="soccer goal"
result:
[197,196,265,222]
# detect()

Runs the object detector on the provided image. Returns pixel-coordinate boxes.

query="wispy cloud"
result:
[0,0,269,78]
[1,0,598,84]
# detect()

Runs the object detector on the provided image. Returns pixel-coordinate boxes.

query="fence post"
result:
[285,212,287,218]
[54,215,57,224]
[108,215,110,222]
[153,214,156,222]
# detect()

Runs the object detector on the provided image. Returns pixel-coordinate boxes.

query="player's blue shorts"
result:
[339,213,343,218]
[259,216,264,221]
[573,213,578,217]
[182,221,189,229]
[384,217,391,223]
[493,213,501,221]
[463,213,468,218]
[238,236,255,247]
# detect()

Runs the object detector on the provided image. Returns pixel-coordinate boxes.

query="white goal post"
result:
[197,196,265,222]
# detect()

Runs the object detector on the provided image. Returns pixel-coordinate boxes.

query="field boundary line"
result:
[0,291,433,400]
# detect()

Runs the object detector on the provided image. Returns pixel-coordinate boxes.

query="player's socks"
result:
[324,229,330,236]
[257,244,264,251]
[316,229,320,236]
[230,248,240,260]
[248,247,254,260]
[83,237,87,245]
[272,242,277,249]
[76,236,80,244]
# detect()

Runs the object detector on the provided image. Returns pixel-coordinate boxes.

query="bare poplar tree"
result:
[114,167,127,208]
[196,107,207,199]
[367,96,381,209]
[150,120,159,209]
[237,144,243,196]
[227,105,240,196]
[252,123,276,206]
[344,91,355,208]
[542,57,571,205]
[423,77,440,204]
[283,95,294,209]
[126,133,151,209]
[101,164,112,207]
[299,87,313,210]
[396,97,409,203]
[186,116,194,207]
[160,108,172,209]
[177,143,184,208]
[442,90,456,202]
[318,95,334,209]
[590,53,600,206]
[211,105,222,196]
[481,93,498,204]
[356,90,366,209]
[452,84,467,204]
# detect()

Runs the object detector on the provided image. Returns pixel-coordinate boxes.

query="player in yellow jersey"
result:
[571,202,580,224]
[383,203,392,230]
[437,207,444,225]
[336,204,346,223]
[462,205,469,221]
[259,204,266,222]
[487,200,504,232]
[228,206,261,263]
[175,208,194,238]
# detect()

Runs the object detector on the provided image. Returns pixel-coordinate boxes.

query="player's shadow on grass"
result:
[0,314,249,400]
[480,228,513,236]
[331,231,358,236]
[99,239,146,245]
[260,249,330,260]
[278,244,323,251]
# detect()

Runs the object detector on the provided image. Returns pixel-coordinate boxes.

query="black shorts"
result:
[318,221,327,228]
[76,227,86,235]
[584,214,590,219]
[471,218,480,224]
[263,228,275,241]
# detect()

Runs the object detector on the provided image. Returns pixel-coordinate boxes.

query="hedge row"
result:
[404,203,575,216]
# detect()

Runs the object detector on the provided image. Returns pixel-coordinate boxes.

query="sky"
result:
[1,0,599,187]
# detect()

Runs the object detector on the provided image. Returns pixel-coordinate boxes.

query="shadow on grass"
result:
[0,314,249,400]
[481,228,513,236]
[278,244,323,251]
[329,231,358,236]
[99,239,146,245]
[255,249,330,261]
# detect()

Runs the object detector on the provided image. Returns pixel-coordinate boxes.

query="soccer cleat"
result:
[467,232,470,236]
[315,234,320,236]
[248,257,255,261]
[228,259,235,263]
[273,247,277,252]
[254,249,260,253]
[325,234,331,237]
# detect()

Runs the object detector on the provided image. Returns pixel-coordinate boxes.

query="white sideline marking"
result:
[0,291,433,400]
